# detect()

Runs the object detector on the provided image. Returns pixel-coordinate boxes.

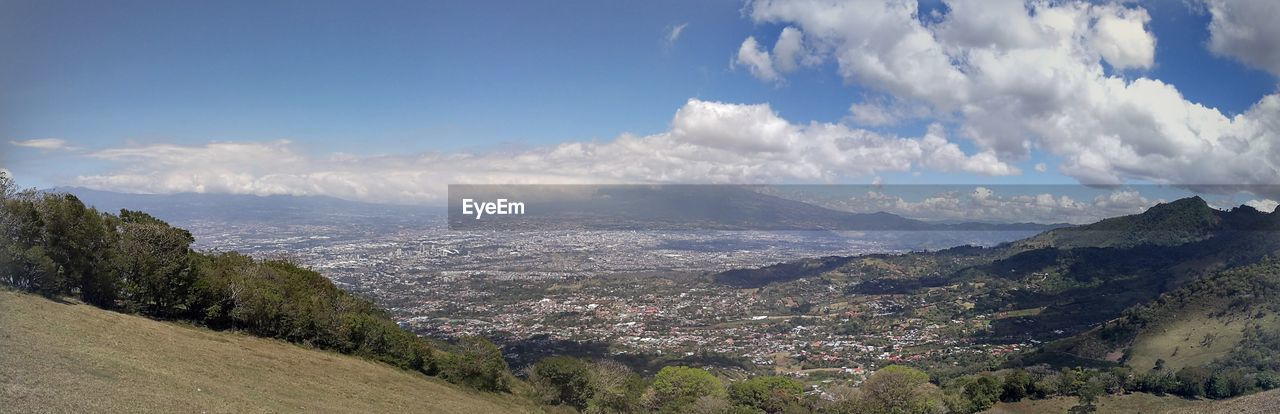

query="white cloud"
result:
[772,26,813,73]
[665,23,688,47]
[805,187,1158,224]
[847,101,898,126]
[736,27,817,82]
[1206,0,1280,76]
[735,36,779,82]
[76,99,1016,204]
[740,0,1280,198]
[1090,6,1155,70]
[10,138,70,150]
[934,0,1045,49]
[1246,199,1279,213]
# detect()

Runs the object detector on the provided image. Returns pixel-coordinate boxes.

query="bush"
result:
[1174,366,1210,398]
[1257,371,1280,390]
[442,336,510,392]
[962,376,1001,412]
[855,365,940,414]
[530,356,594,410]
[585,359,644,414]
[648,366,725,413]
[728,376,804,413]
[1000,370,1030,402]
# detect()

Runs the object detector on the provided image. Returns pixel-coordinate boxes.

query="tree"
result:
[648,366,725,413]
[529,356,594,410]
[31,194,117,303]
[442,336,510,392]
[586,359,644,414]
[962,375,1002,412]
[856,365,939,414]
[1029,374,1060,399]
[1174,366,1210,398]
[1257,372,1280,390]
[728,376,804,413]
[1069,375,1106,414]
[114,210,196,316]
[1000,370,1030,402]
[0,170,16,200]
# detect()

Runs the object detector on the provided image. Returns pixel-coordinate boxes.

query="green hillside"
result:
[0,289,538,413]
[1052,256,1280,374]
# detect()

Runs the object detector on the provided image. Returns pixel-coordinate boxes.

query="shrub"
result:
[728,375,804,413]
[442,336,510,392]
[530,356,594,410]
[648,366,725,413]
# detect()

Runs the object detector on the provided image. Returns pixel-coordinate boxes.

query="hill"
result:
[710,196,1280,392]
[1014,197,1276,250]
[982,388,1280,414]
[0,289,537,413]
[1048,256,1280,372]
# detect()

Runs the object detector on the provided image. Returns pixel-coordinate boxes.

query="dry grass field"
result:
[984,388,1280,414]
[0,290,538,413]
[983,392,1207,414]
[1166,388,1280,414]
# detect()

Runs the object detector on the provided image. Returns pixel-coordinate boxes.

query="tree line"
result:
[0,173,510,389]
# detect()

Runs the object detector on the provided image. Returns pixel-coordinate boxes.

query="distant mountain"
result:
[53,186,1066,232]
[50,187,435,226]
[1014,196,1278,249]
[447,184,1067,231]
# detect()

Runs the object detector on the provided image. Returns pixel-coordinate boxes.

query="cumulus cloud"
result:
[736,27,818,82]
[1206,0,1280,76]
[735,36,779,82]
[76,99,1016,204]
[1034,162,1048,173]
[772,26,815,73]
[1090,6,1155,70]
[739,0,1280,198]
[847,102,898,126]
[10,138,71,150]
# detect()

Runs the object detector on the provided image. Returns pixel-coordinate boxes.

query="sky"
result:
[2,0,1279,212]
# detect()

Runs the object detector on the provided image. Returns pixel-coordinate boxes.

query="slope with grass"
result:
[983,388,1280,414]
[1051,256,1280,369]
[981,391,1210,414]
[0,290,538,413]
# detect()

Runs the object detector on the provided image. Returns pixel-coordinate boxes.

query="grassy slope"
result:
[1166,388,1280,414]
[983,389,1280,414]
[1124,311,1269,372]
[0,290,538,413]
[982,392,1207,414]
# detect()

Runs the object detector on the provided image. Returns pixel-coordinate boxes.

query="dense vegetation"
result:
[0,173,479,386]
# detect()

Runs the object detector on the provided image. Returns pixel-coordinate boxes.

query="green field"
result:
[1124,310,1256,372]
[0,290,538,413]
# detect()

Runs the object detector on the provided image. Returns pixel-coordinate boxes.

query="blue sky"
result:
[2,0,1278,209]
